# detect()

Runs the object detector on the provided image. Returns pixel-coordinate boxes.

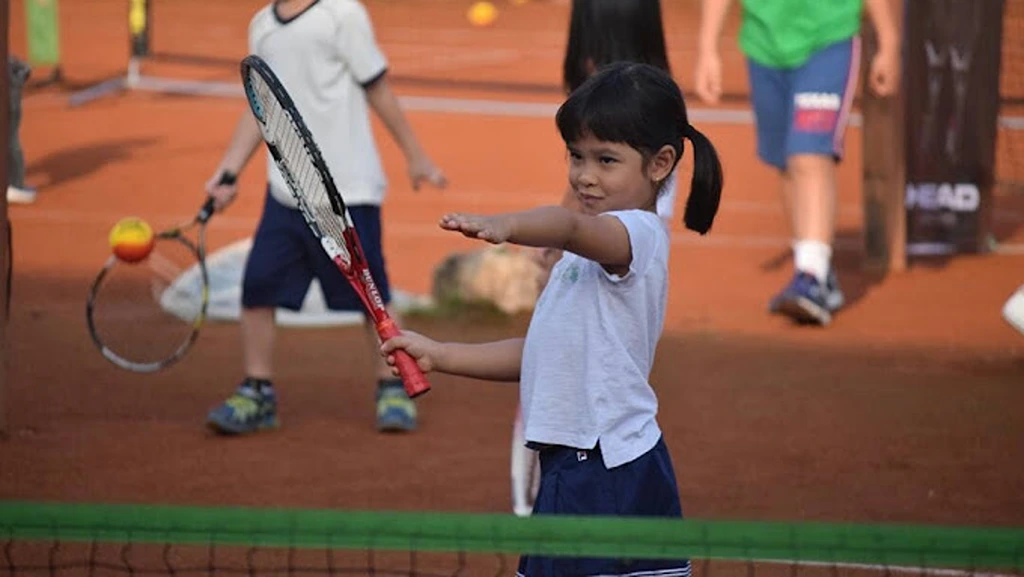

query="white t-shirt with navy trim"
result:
[249,0,388,208]
[519,209,669,469]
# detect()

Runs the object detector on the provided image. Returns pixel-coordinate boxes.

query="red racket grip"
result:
[376,318,431,398]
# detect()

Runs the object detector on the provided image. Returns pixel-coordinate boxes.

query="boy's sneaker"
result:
[7,185,36,205]
[376,380,417,433]
[206,383,279,435]
[772,271,834,326]
[770,268,844,314]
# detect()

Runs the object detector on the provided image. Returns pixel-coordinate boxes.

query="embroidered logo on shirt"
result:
[576,451,588,462]
[560,264,581,284]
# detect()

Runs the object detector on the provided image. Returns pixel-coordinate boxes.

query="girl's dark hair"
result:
[555,62,723,235]
[562,0,670,94]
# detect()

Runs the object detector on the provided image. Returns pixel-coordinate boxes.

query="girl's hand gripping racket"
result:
[239,54,430,398]
[85,173,235,373]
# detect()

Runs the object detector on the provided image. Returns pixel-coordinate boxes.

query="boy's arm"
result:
[864,0,899,53]
[216,109,264,177]
[863,0,900,96]
[698,0,733,55]
[692,0,733,104]
[206,109,264,210]
[693,0,733,104]
[365,76,447,190]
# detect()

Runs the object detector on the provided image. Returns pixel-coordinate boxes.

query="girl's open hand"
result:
[439,213,512,244]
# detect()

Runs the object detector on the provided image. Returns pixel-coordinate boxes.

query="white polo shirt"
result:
[519,209,670,469]
[249,0,388,208]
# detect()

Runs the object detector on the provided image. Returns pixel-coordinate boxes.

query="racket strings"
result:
[250,71,353,268]
[148,247,203,323]
[89,238,204,368]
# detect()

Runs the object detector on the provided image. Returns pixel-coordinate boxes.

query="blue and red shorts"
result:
[747,37,861,170]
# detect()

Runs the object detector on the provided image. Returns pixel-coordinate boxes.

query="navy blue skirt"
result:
[516,437,692,577]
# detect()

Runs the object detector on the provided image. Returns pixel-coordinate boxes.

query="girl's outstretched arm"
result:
[381,332,524,382]
[440,207,633,274]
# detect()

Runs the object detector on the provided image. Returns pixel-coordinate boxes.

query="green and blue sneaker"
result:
[376,379,417,433]
[206,380,279,435]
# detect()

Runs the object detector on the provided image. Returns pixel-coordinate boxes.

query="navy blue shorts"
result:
[517,437,691,577]
[241,190,391,312]
[747,37,861,170]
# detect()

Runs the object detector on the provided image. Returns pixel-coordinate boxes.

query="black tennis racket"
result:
[85,173,235,373]
[239,54,430,398]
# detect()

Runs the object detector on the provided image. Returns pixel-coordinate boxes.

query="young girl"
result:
[512,0,677,518]
[382,62,723,577]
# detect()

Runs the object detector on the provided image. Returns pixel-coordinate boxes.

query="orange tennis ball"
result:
[109,217,155,263]
[467,1,498,26]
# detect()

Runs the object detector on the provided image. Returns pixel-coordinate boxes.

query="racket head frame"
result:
[240,55,381,317]
[85,230,208,374]
[83,192,226,374]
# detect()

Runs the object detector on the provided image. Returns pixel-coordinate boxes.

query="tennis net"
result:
[2,501,1022,577]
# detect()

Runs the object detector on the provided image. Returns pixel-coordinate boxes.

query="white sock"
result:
[793,240,832,284]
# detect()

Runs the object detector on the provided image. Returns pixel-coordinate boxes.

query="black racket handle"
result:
[198,172,237,224]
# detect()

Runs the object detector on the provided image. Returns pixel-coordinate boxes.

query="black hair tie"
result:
[682,123,697,140]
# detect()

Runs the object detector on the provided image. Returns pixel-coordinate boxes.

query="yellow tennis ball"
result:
[109,217,155,264]
[467,1,498,26]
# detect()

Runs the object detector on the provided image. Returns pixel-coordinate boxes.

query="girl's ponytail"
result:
[681,123,723,235]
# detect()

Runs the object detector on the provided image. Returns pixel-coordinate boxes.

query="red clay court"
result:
[1,0,1022,530]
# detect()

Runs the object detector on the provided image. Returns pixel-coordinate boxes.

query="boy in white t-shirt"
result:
[204,0,446,436]
[382,63,724,577]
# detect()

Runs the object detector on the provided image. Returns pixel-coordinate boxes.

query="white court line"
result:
[745,558,1016,577]
[397,95,773,124]
[999,114,1024,130]
[47,78,1024,130]
[376,26,733,50]
[388,48,525,74]
[399,94,1024,129]
[399,95,1024,130]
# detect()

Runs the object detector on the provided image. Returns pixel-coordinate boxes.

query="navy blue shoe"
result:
[770,268,844,315]
[206,383,279,435]
[773,271,834,326]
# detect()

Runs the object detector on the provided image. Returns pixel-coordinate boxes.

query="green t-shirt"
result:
[739,0,864,69]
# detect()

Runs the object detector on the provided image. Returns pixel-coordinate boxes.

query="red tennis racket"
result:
[239,55,430,398]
